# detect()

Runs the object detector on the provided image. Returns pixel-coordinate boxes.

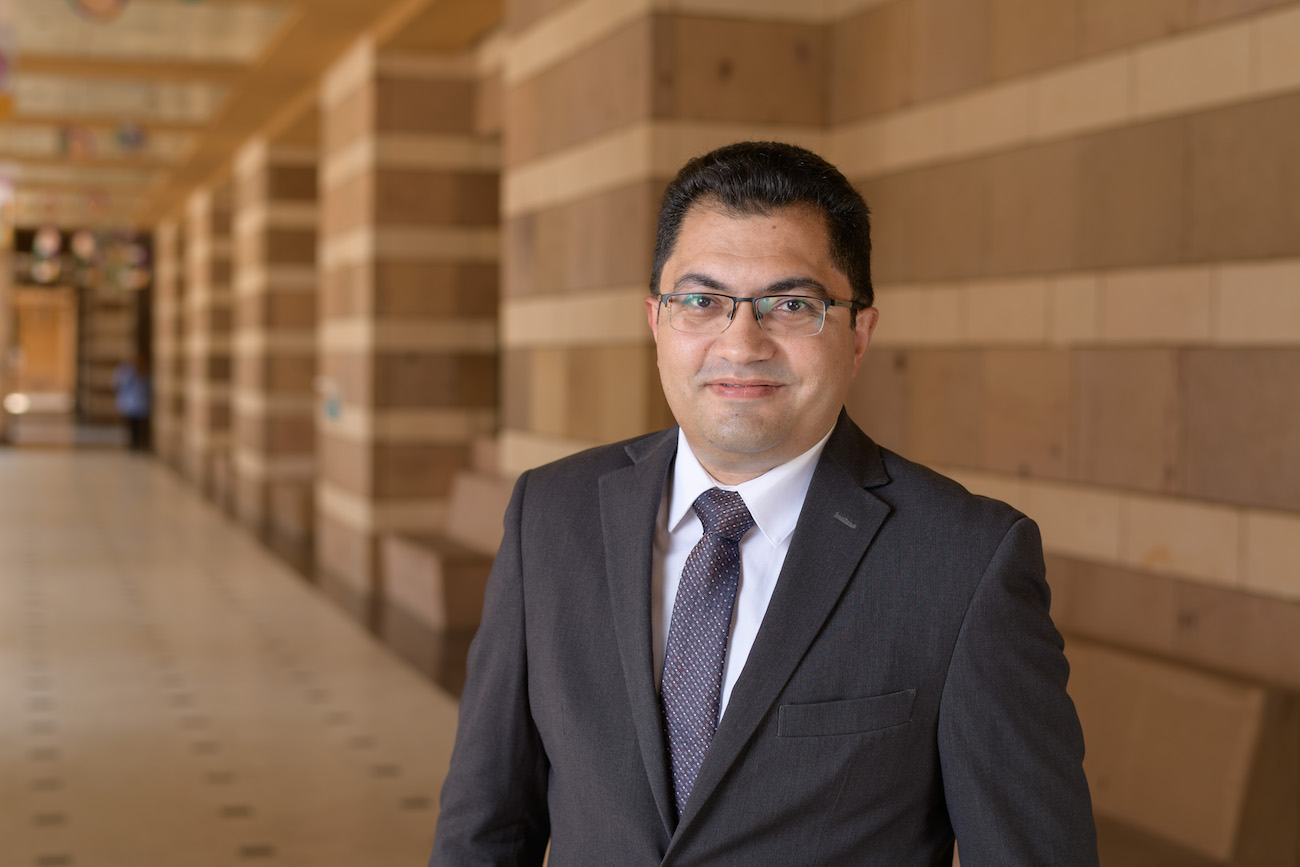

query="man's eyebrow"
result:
[672,273,831,298]
[766,277,831,298]
[673,272,728,292]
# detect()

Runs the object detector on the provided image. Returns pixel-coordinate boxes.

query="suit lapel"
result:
[599,428,678,834]
[672,414,893,838]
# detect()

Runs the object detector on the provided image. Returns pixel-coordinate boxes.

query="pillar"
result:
[182,183,234,504]
[315,39,500,621]
[0,223,10,443]
[231,137,319,566]
[152,219,185,468]
[76,268,136,426]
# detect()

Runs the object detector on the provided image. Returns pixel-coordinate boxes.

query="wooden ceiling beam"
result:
[0,153,176,171]
[17,54,247,83]
[13,177,155,193]
[0,116,204,133]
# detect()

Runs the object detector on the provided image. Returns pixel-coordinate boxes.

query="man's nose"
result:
[716,299,774,357]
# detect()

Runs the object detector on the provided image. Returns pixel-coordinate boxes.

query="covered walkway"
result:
[0,450,457,867]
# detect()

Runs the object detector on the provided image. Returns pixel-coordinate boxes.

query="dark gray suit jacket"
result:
[430,412,1098,866]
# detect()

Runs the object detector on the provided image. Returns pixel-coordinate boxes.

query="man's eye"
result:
[680,294,716,310]
[776,297,813,313]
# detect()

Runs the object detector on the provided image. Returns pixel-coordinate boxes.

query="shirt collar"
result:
[667,426,834,547]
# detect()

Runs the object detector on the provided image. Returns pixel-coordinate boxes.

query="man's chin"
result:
[698,422,786,461]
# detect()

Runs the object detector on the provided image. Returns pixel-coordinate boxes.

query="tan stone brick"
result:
[906,349,984,468]
[261,354,313,394]
[375,75,476,136]
[322,172,371,239]
[501,349,532,430]
[845,348,911,456]
[504,17,654,166]
[264,292,317,330]
[373,169,499,227]
[1077,118,1190,269]
[1071,349,1180,493]
[323,84,372,160]
[374,442,471,498]
[989,0,1080,80]
[267,416,316,455]
[1079,0,1194,55]
[317,356,367,415]
[911,0,992,102]
[907,159,991,281]
[981,349,1071,478]
[1182,349,1300,512]
[504,181,661,297]
[1191,0,1292,27]
[265,228,317,266]
[372,352,497,409]
[319,433,372,497]
[1188,92,1300,262]
[854,172,914,285]
[659,15,826,126]
[268,163,318,202]
[373,262,499,318]
[986,140,1079,276]
[830,0,915,123]
[321,263,372,321]
[507,0,574,33]
[567,345,659,442]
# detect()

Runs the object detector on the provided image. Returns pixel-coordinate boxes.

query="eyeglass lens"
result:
[663,293,827,336]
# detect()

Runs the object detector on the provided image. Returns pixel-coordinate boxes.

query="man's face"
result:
[646,203,877,483]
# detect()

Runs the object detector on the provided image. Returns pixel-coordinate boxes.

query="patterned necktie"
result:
[661,487,756,819]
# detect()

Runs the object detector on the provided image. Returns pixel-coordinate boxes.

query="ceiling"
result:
[1,0,502,229]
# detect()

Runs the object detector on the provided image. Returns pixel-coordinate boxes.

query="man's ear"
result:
[850,306,879,375]
[646,296,661,343]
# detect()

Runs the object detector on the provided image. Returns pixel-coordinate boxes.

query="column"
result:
[76,273,135,425]
[0,225,10,443]
[231,136,319,566]
[182,183,235,503]
[316,39,500,621]
[152,219,186,468]
[498,0,827,475]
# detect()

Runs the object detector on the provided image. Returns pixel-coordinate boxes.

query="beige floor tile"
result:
[0,450,460,867]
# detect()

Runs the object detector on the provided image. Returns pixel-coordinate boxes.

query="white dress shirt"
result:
[652,425,834,719]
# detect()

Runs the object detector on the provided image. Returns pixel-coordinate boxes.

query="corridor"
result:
[0,450,459,867]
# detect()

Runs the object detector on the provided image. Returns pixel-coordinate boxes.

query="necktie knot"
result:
[693,488,755,543]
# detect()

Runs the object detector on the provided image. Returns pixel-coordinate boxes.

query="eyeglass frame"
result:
[655,291,867,337]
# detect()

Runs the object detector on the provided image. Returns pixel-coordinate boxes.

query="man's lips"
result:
[706,380,783,398]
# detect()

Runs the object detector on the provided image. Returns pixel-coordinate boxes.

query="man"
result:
[430,142,1098,866]
[112,353,151,452]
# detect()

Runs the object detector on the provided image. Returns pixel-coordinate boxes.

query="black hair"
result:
[650,141,872,311]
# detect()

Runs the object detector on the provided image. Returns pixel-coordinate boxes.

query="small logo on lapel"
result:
[833,512,857,529]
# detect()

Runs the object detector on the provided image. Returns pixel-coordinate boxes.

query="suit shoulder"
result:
[520,427,673,491]
[876,447,1026,531]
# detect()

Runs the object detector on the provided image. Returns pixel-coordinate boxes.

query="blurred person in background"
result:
[112,353,151,453]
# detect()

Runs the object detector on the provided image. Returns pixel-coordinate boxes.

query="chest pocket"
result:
[777,689,916,738]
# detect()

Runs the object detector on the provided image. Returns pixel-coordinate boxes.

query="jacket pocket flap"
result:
[777,689,916,738]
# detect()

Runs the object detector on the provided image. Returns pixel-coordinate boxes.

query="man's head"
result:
[645,142,879,484]
[650,141,873,311]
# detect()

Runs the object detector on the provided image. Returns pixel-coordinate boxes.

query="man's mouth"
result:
[708,380,781,398]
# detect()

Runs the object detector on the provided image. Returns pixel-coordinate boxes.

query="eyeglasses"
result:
[657,292,864,337]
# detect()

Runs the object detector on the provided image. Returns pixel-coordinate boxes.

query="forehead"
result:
[674,202,828,247]
[666,203,841,285]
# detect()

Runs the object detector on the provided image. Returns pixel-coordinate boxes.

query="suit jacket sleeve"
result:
[430,472,550,867]
[937,515,1099,866]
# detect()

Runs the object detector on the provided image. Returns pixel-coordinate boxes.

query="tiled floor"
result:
[0,450,460,867]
